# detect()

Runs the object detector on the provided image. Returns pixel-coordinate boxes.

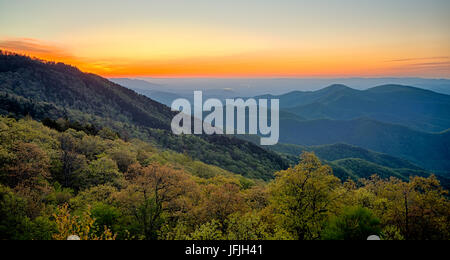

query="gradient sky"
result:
[1,0,449,78]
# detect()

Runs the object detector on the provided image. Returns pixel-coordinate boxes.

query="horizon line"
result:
[109,76,450,80]
[2,49,450,80]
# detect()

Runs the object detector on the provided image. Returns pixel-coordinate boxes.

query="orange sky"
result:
[2,37,448,78]
[1,0,449,78]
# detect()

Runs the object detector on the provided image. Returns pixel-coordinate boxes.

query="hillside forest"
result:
[1,117,449,240]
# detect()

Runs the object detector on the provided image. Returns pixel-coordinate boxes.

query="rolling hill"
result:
[237,138,450,188]
[259,84,450,133]
[271,143,422,170]
[279,117,450,173]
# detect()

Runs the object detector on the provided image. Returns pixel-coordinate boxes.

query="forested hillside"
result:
[0,51,288,180]
[238,136,450,188]
[273,143,422,169]
[1,117,449,240]
[279,117,450,173]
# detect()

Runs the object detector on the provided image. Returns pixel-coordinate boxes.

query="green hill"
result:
[260,84,450,132]
[271,143,422,170]
[0,51,288,180]
[328,158,450,189]
[278,117,450,173]
[235,136,450,188]
[257,84,358,109]
[328,158,423,180]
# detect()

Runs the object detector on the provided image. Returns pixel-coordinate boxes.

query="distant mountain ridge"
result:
[110,78,240,106]
[258,84,450,133]
[109,78,184,105]
[111,77,450,97]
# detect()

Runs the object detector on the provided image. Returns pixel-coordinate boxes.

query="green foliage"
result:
[1,123,449,241]
[107,148,137,172]
[188,220,224,240]
[272,143,422,170]
[91,202,121,235]
[0,184,30,240]
[269,153,341,240]
[225,212,270,240]
[267,142,450,190]
[322,207,381,240]
[77,157,123,189]
[46,182,74,205]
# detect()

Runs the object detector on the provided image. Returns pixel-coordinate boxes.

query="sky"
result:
[0,0,449,78]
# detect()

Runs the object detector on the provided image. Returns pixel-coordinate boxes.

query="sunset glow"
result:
[1,0,449,78]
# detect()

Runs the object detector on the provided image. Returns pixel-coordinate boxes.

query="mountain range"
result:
[1,51,449,185]
[111,77,450,97]
[113,75,450,177]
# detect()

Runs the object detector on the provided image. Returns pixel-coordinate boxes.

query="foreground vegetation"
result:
[1,117,449,240]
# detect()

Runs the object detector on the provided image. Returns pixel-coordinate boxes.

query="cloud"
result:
[388,57,449,63]
[0,38,52,53]
[409,61,450,67]
[0,38,73,59]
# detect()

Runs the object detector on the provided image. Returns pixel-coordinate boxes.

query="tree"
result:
[226,212,270,240]
[91,202,121,236]
[200,182,246,229]
[357,175,450,240]
[98,128,118,140]
[69,185,118,211]
[108,148,137,173]
[14,180,53,219]
[77,157,123,189]
[0,185,30,240]
[77,135,106,161]
[52,203,116,240]
[408,176,450,240]
[322,207,381,240]
[114,163,195,240]
[4,142,50,187]
[269,152,341,240]
[188,220,224,240]
[58,132,86,187]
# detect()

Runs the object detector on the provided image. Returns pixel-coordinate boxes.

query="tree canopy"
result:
[0,116,448,240]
